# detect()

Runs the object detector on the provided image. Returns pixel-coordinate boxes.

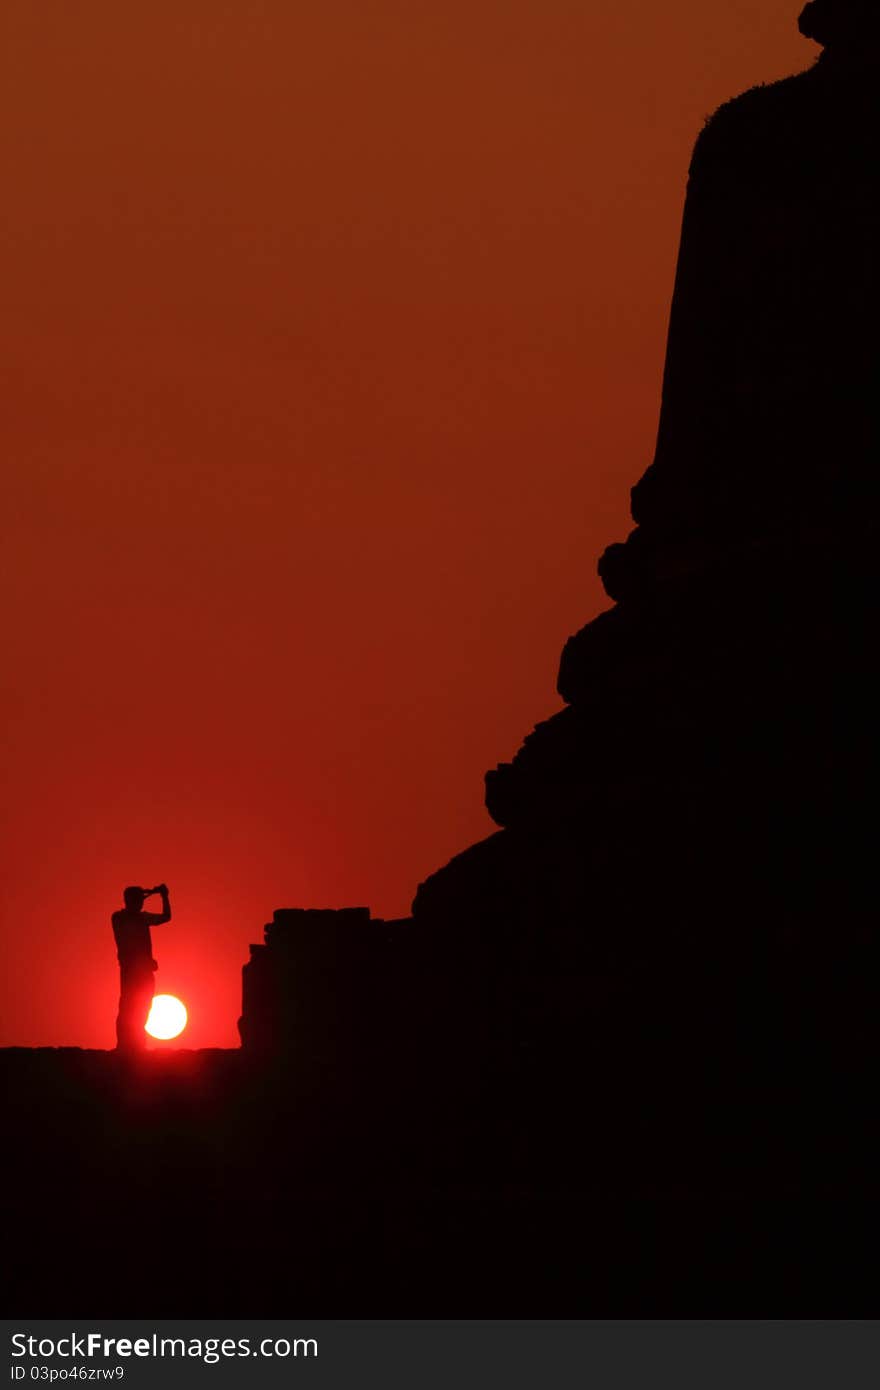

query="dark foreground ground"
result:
[3,1041,879,1317]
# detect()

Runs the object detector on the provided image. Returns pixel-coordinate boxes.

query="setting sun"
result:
[145,994,188,1041]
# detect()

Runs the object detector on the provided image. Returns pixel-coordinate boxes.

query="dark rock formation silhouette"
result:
[799,0,880,47]
[409,3,880,1113]
[7,4,880,1318]
[233,5,880,1297]
[239,907,412,1059]
[233,0,879,1205]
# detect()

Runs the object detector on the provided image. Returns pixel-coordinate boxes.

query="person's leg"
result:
[116,967,153,1051]
[117,970,132,1050]
[135,970,155,1040]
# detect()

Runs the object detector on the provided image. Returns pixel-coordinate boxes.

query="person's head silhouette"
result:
[123,885,146,912]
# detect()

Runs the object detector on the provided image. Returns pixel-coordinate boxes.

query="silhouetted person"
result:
[112,884,171,1052]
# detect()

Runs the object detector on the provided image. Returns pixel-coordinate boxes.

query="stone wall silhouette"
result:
[239,907,412,1062]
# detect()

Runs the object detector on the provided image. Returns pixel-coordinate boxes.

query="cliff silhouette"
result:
[5,4,880,1317]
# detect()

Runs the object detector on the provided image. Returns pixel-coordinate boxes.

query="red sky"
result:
[1,2,811,1047]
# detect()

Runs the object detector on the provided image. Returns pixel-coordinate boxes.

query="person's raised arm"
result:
[146,883,172,925]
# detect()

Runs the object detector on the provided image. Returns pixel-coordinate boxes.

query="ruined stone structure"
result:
[412,1,879,1025]
[239,5,879,1187]
[239,907,410,1059]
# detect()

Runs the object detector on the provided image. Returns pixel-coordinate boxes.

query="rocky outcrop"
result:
[414,9,880,973]
[403,10,880,1152]
[240,7,879,1204]
[239,907,412,1059]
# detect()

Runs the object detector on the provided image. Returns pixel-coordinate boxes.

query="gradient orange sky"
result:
[1,2,812,1047]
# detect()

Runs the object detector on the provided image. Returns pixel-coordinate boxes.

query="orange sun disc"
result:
[145,994,188,1040]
